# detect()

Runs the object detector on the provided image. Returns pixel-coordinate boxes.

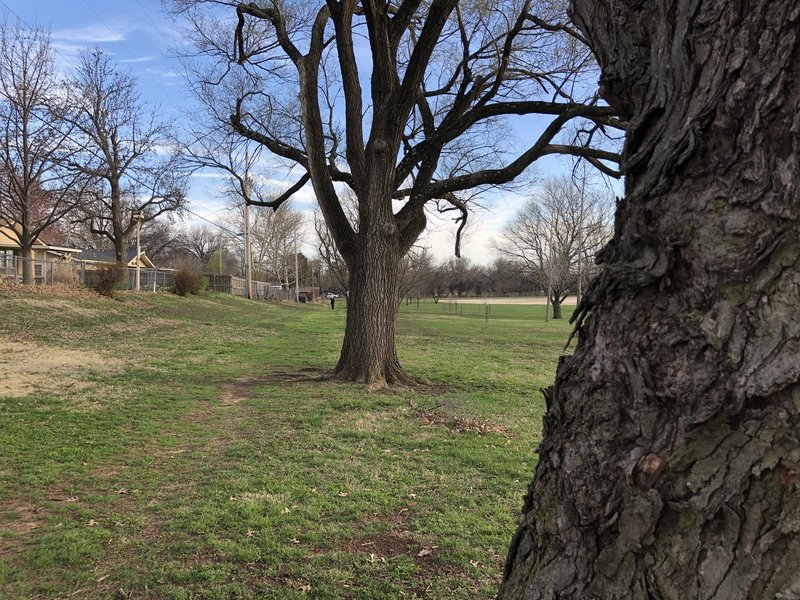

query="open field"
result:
[0,288,575,599]
[438,296,578,306]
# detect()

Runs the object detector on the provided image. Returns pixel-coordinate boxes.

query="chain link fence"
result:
[1,256,175,291]
[0,256,286,300]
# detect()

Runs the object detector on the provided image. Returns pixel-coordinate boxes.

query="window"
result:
[0,249,14,269]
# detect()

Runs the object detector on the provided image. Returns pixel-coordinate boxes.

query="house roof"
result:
[77,249,129,262]
[76,249,155,268]
[0,224,82,253]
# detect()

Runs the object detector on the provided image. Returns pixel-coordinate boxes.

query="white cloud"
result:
[52,20,135,44]
[120,55,158,64]
[190,172,229,180]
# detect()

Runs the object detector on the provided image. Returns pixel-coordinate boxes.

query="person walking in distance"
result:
[330,295,336,310]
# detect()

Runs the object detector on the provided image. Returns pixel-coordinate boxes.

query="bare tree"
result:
[0,22,88,283]
[496,175,612,318]
[444,256,479,297]
[314,208,349,294]
[313,192,358,294]
[226,198,305,284]
[138,218,181,265]
[484,258,532,297]
[500,0,800,596]
[168,0,623,386]
[398,246,433,301]
[64,49,187,266]
[177,224,219,269]
[180,116,311,289]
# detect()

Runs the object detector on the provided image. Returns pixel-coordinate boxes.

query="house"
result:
[0,224,83,283]
[75,249,166,291]
[75,249,156,269]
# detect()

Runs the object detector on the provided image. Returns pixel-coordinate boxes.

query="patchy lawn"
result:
[0,286,573,599]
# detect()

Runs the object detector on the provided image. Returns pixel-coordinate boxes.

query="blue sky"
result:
[3,0,184,117]
[0,0,618,264]
[2,0,331,254]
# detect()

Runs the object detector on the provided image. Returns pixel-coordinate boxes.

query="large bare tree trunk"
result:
[499,1,800,598]
[336,234,404,388]
[335,194,415,389]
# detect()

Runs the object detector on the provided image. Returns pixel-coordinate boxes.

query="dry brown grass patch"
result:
[0,282,99,299]
[0,503,49,560]
[0,340,120,400]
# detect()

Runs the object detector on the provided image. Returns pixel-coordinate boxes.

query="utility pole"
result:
[133,209,143,291]
[243,151,253,300]
[294,234,300,302]
[218,231,223,274]
[284,251,289,301]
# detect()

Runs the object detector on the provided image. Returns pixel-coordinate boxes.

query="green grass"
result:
[0,288,574,599]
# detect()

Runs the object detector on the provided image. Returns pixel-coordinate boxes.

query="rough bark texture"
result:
[335,217,406,388]
[499,1,800,598]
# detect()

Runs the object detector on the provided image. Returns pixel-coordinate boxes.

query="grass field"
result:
[0,288,574,599]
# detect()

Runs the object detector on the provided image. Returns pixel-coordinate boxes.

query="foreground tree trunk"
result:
[500,1,800,598]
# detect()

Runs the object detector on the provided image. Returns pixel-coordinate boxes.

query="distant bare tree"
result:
[497,175,612,318]
[313,193,358,294]
[226,198,305,284]
[444,256,481,297]
[314,208,349,294]
[139,218,181,265]
[485,258,532,297]
[398,246,433,301]
[0,22,88,283]
[64,49,187,266]
[178,225,218,269]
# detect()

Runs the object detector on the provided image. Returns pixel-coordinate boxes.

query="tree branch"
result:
[437,192,468,258]
[400,112,621,201]
[248,172,311,210]
[395,103,621,188]
[235,2,302,65]
[327,0,366,186]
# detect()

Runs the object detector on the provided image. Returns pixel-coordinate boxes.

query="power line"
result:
[79,0,183,116]
[131,0,175,54]
[189,195,240,217]
[182,205,241,237]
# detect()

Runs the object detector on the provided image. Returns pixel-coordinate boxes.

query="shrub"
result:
[93,263,124,297]
[52,263,79,285]
[173,270,207,296]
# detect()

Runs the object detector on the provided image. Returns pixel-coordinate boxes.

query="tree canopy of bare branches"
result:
[168,0,623,385]
[0,22,89,283]
[64,49,188,265]
[227,198,305,284]
[496,174,612,318]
